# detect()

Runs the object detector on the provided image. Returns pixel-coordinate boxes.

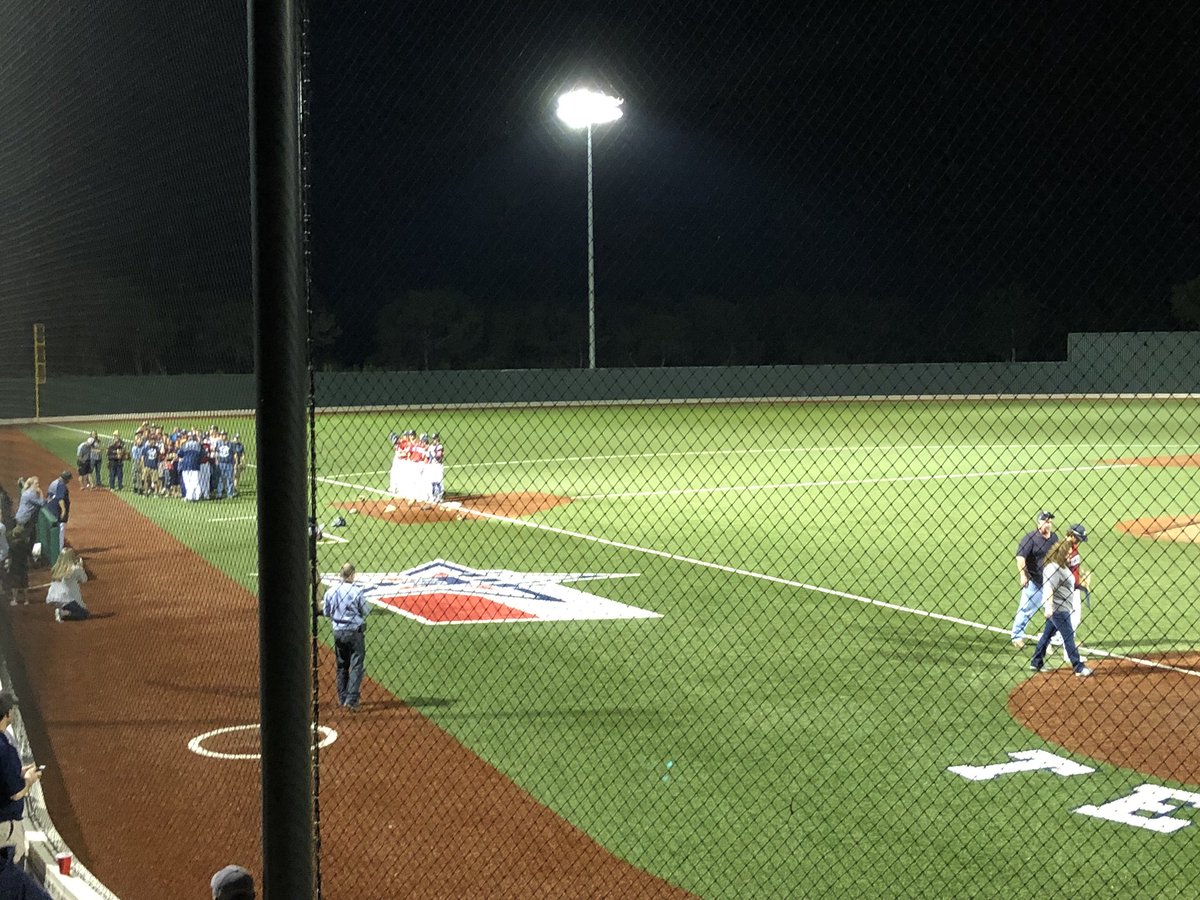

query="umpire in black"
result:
[320,563,369,712]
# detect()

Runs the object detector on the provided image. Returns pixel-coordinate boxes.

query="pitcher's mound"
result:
[1115,514,1200,544]
[337,492,572,525]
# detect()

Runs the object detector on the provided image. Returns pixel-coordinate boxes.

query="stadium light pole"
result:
[556,88,623,369]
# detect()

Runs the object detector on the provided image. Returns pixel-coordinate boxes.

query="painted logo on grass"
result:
[324,560,660,625]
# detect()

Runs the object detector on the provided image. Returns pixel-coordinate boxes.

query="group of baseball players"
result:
[1009,511,1093,676]
[387,429,445,504]
[78,423,248,501]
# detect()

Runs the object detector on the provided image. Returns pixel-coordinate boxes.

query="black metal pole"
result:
[248,1,314,897]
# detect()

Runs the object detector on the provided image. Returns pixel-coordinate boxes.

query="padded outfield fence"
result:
[2,2,1199,899]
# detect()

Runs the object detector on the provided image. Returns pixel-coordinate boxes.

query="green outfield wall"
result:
[0,331,1195,420]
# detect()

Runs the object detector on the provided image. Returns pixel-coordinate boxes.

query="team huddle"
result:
[387,430,445,503]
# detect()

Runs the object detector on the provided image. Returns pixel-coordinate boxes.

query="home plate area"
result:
[323,560,661,625]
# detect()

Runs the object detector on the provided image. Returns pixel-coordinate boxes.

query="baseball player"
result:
[426,433,445,503]
[1010,511,1058,649]
[388,430,412,496]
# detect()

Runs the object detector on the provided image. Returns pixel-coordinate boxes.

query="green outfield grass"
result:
[22,397,1200,897]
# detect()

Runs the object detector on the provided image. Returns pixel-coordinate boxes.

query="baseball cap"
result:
[1068,523,1088,542]
[60,470,73,481]
[1037,511,1054,522]
[211,864,255,900]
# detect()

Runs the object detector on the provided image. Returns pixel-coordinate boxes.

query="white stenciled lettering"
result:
[947,749,1096,782]
[1075,785,1200,834]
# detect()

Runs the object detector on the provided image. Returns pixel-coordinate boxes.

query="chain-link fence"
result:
[1,3,1198,898]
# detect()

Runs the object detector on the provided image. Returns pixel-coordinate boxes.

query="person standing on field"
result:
[1047,523,1090,663]
[1028,537,1093,676]
[106,430,126,491]
[321,563,369,711]
[44,471,72,554]
[230,433,246,495]
[178,432,203,501]
[1009,511,1057,649]
[88,433,104,489]
[76,436,96,489]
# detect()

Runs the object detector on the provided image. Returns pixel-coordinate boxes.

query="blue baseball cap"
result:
[1068,523,1087,542]
[1037,511,1054,522]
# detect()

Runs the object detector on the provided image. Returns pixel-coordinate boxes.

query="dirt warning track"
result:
[0,428,688,899]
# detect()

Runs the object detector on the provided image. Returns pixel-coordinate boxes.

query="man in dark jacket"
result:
[44,472,72,554]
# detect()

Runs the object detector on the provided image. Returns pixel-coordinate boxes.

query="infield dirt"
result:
[0,428,688,899]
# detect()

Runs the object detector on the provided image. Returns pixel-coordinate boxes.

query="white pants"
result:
[1,818,25,863]
[182,470,202,501]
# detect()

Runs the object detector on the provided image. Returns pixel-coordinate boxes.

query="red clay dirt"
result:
[336,491,572,525]
[0,429,690,899]
[1104,453,1200,468]
[1009,653,1200,785]
[1114,514,1200,542]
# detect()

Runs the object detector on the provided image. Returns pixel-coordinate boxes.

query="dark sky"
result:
[307,3,1198,331]
[1,2,1197,374]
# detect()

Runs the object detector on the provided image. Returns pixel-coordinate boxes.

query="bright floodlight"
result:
[556,89,623,129]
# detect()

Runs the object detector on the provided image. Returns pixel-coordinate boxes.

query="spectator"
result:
[87,434,104,490]
[230,433,246,494]
[0,851,53,899]
[141,435,163,496]
[44,471,71,554]
[214,432,235,500]
[0,518,9,605]
[131,433,146,495]
[13,478,43,528]
[106,431,126,491]
[75,436,97,490]
[46,548,89,621]
[210,864,256,899]
[6,523,32,606]
[0,691,43,866]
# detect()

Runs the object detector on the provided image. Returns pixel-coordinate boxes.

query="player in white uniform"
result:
[425,433,445,503]
[387,430,413,496]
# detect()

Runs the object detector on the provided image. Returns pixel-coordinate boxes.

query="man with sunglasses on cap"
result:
[1047,523,1090,664]
[1010,511,1058,649]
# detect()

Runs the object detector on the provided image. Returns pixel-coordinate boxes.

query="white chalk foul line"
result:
[573,461,1137,501]
[34,423,1200,676]
[449,504,1200,678]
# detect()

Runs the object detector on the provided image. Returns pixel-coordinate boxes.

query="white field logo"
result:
[324,560,661,625]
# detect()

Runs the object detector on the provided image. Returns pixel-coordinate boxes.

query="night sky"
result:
[1,3,1197,373]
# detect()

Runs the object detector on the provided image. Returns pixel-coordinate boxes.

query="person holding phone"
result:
[0,691,43,864]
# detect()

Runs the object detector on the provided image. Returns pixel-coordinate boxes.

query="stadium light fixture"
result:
[556,88,624,369]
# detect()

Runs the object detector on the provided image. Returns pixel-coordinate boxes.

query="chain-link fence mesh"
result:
[1,3,1198,898]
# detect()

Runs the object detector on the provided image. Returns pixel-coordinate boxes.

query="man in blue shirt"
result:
[214,432,236,500]
[1010,511,1058,648]
[321,563,370,711]
[45,472,72,553]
